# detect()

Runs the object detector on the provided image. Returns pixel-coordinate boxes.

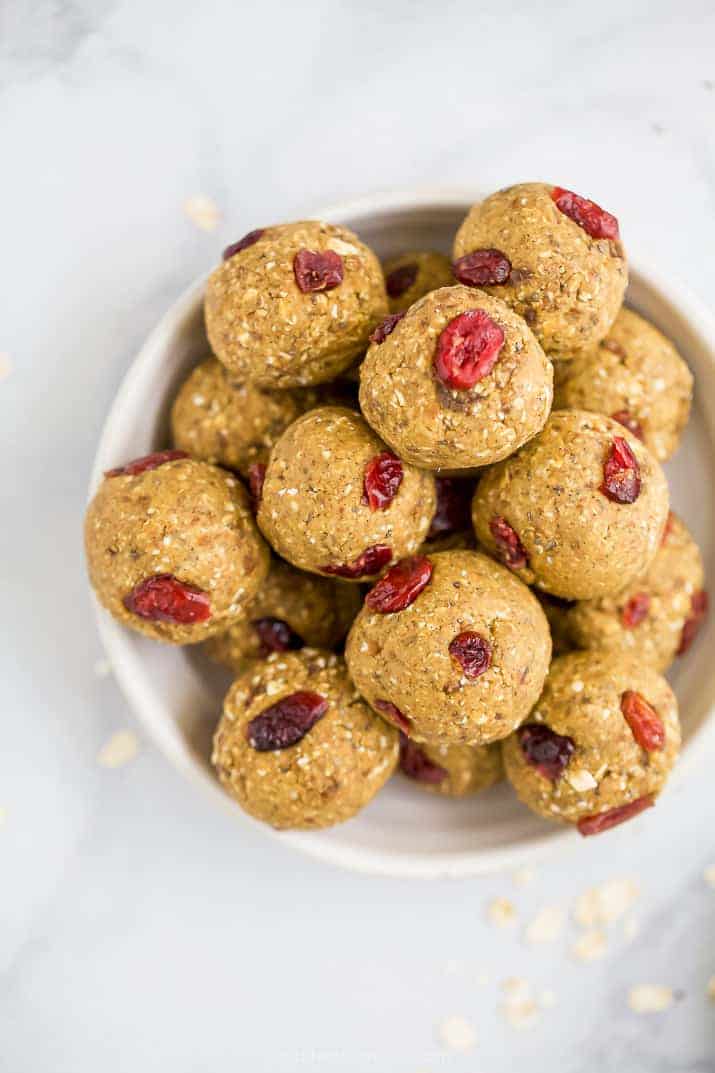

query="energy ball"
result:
[502,651,680,836]
[257,406,436,581]
[170,356,321,476]
[345,550,551,746]
[204,559,361,673]
[453,182,627,357]
[205,221,387,388]
[553,307,693,462]
[212,649,399,829]
[472,410,669,600]
[382,250,454,313]
[566,512,707,671]
[84,452,269,643]
[398,735,503,797]
[359,285,553,470]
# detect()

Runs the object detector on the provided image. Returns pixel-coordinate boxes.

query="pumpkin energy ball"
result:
[212,650,399,829]
[359,285,553,470]
[205,559,361,673]
[472,410,669,600]
[345,549,551,746]
[205,221,388,388]
[398,735,503,797]
[453,182,627,356]
[502,651,680,836]
[170,356,321,476]
[257,406,436,580]
[84,452,269,643]
[566,512,708,671]
[553,307,693,462]
[382,250,454,313]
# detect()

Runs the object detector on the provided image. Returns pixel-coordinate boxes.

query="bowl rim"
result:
[90,186,715,879]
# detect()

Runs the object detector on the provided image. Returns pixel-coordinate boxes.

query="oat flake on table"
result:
[97,730,139,769]
[438,1014,476,1053]
[183,195,221,231]
[574,877,640,927]
[572,929,608,962]
[487,897,517,928]
[0,353,12,381]
[628,984,674,1013]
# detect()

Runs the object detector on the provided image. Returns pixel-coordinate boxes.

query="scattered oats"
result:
[707,977,715,1002]
[572,929,607,962]
[487,897,517,928]
[97,730,139,769]
[183,194,221,231]
[628,985,674,1014]
[500,978,540,1029]
[93,657,113,679]
[703,864,715,887]
[0,353,12,381]
[438,1015,476,1053]
[525,904,564,945]
[574,877,640,927]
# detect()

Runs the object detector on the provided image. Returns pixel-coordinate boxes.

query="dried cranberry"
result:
[621,592,651,629]
[577,795,654,837]
[551,186,620,240]
[123,574,211,624]
[677,590,709,655]
[385,262,418,298]
[293,249,343,293]
[362,452,403,511]
[399,732,447,784]
[453,248,511,287]
[434,310,505,390]
[374,699,411,734]
[611,410,644,441]
[448,631,492,679]
[620,690,665,752]
[426,478,473,540]
[251,617,304,657]
[600,436,641,504]
[518,723,575,782]
[365,556,433,614]
[222,229,265,260]
[369,312,405,344]
[489,516,528,570]
[322,544,392,579]
[246,691,328,751]
[247,462,266,510]
[105,450,188,478]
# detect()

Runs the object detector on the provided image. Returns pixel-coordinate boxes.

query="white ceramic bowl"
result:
[90,189,715,877]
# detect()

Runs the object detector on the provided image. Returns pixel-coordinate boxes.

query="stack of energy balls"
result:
[85,183,708,838]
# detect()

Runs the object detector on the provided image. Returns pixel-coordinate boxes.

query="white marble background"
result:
[2,1,715,1069]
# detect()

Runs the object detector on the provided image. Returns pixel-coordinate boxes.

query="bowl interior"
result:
[91,194,715,877]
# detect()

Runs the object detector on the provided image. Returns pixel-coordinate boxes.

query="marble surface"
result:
[2,1,715,1069]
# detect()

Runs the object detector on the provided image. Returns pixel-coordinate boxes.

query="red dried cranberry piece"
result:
[518,723,575,782]
[246,691,328,751]
[322,544,392,579]
[222,229,265,260]
[365,555,433,614]
[620,690,665,752]
[600,436,641,504]
[123,574,211,624]
[489,516,528,570]
[105,450,188,478]
[551,186,620,240]
[611,410,644,441]
[677,590,709,655]
[374,699,411,734]
[577,795,654,837]
[251,617,304,657]
[427,477,473,540]
[247,462,266,511]
[293,249,343,293]
[448,631,492,679]
[362,451,404,511]
[385,262,418,298]
[621,592,651,629]
[369,312,405,344]
[399,732,447,784]
[434,310,505,390]
[453,249,512,287]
